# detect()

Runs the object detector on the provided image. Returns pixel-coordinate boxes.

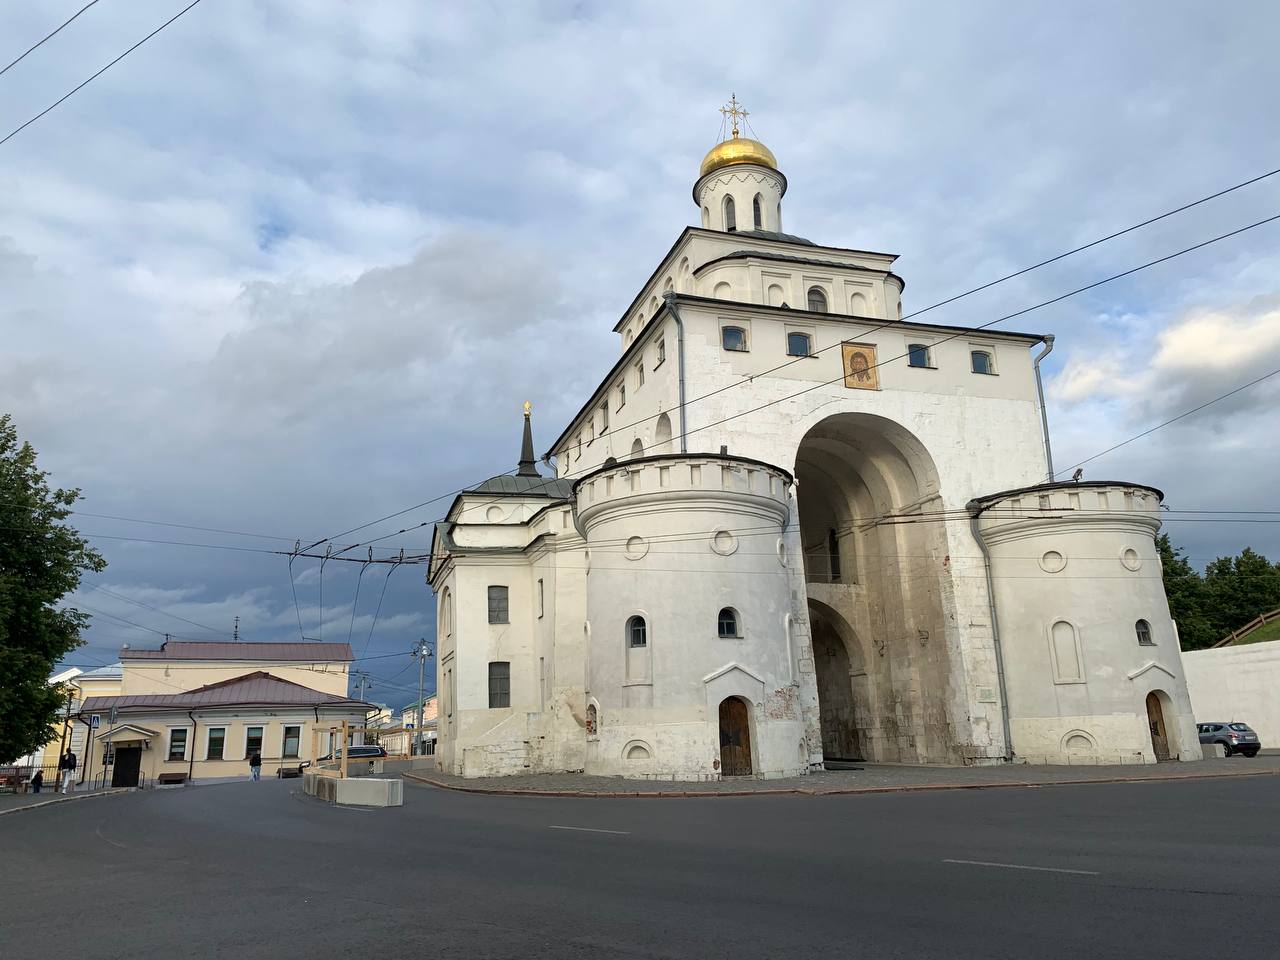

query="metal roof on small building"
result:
[80,671,371,713]
[120,641,354,662]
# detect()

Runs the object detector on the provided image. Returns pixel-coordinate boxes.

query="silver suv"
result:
[1197,722,1261,758]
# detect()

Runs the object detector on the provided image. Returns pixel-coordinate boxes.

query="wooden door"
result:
[1146,692,1171,761]
[112,747,141,787]
[719,697,753,776]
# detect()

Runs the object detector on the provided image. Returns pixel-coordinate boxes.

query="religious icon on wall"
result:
[842,342,879,390]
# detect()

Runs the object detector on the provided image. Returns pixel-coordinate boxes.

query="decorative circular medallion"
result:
[1039,550,1067,574]
[1120,547,1142,572]
[711,529,739,556]
[777,538,788,567]
[485,505,504,522]
[624,536,648,561]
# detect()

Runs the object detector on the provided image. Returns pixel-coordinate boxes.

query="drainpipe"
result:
[967,502,1014,762]
[1032,335,1055,482]
[661,292,689,453]
[187,711,198,782]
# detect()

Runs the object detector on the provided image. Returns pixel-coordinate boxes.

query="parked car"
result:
[314,745,387,762]
[1197,722,1262,758]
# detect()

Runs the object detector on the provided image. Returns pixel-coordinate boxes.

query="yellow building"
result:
[73,641,370,787]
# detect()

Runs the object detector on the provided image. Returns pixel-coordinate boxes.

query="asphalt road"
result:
[3,775,1277,959]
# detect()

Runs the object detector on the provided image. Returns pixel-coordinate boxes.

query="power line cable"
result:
[82,581,227,637]
[0,0,103,78]
[0,0,204,149]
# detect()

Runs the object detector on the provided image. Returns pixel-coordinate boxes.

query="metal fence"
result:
[0,763,64,794]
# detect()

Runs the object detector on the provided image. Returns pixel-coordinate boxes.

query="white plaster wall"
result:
[975,484,1200,764]
[577,455,808,780]
[1183,639,1280,746]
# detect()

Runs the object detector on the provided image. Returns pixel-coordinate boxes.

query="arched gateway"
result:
[795,413,958,764]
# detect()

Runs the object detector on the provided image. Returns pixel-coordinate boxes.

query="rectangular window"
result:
[206,727,226,760]
[537,578,545,618]
[575,435,582,460]
[636,361,645,387]
[246,726,264,756]
[787,331,813,357]
[488,661,511,708]
[168,728,188,762]
[617,382,626,408]
[282,725,301,758]
[600,401,609,431]
[907,343,932,368]
[487,585,509,624]
[721,326,748,352]
[656,338,666,366]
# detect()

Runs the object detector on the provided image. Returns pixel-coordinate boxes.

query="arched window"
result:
[585,703,598,736]
[752,194,763,229]
[724,195,736,232]
[1136,619,1154,645]
[718,607,740,638]
[655,412,672,452]
[907,343,932,368]
[971,350,994,375]
[702,206,710,228]
[630,438,644,458]
[627,615,647,648]
[721,326,748,352]
[807,287,828,312]
[787,332,812,357]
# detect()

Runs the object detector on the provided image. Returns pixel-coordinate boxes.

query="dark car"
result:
[1197,722,1262,758]
[314,744,388,762]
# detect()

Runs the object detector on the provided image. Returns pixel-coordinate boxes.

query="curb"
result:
[0,789,131,818]
[402,767,1280,800]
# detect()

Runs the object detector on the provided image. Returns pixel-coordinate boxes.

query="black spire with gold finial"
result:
[517,401,539,477]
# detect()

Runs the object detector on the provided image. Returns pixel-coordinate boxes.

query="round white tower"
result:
[573,453,807,780]
[693,96,786,234]
[970,481,1199,765]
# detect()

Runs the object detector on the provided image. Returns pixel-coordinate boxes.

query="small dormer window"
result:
[724,195,736,232]
[752,194,763,230]
[807,287,828,313]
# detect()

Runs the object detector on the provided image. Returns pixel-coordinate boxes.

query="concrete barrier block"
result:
[1202,743,1226,760]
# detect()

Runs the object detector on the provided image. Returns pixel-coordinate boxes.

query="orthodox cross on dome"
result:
[720,93,748,139]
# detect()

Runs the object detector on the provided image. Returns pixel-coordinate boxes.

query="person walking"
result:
[31,770,44,794]
[249,750,261,782]
[59,749,77,794]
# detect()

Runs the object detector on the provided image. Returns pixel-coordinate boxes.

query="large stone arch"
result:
[795,412,958,763]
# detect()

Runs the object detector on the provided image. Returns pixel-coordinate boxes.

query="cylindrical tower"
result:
[970,481,1199,764]
[573,453,806,780]
[694,130,786,234]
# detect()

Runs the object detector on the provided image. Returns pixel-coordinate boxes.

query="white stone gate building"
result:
[427,110,1198,779]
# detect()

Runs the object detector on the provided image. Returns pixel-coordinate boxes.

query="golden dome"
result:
[699,135,778,178]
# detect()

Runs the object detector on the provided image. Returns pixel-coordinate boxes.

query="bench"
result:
[156,773,188,785]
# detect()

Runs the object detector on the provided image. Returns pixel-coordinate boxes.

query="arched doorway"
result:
[809,599,868,761]
[718,697,753,776]
[1146,691,1171,761]
[795,413,955,764]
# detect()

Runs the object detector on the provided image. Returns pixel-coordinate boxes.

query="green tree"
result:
[1202,547,1280,642]
[0,415,105,763]
[1156,533,1214,650]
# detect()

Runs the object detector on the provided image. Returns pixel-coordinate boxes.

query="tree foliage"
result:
[0,415,106,763]
[1157,533,1280,650]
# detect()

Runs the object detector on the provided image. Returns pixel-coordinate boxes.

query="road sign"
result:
[90,714,101,729]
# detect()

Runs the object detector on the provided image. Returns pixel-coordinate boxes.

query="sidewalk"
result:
[0,786,130,816]
[405,754,1280,798]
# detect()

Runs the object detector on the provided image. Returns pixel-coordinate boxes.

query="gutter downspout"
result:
[1032,335,1055,482]
[187,711,198,782]
[968,502,1014,762]
[661,292,689,453]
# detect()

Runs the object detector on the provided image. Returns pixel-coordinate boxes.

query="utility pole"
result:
[233,616,240,641]
[412,638,431,755]
[353,671,372,702]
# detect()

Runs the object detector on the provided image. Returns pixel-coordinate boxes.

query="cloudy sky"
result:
[3,1,1278,703]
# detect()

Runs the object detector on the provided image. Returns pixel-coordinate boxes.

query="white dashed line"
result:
[942,858,1098,875]
[548,825,630,835]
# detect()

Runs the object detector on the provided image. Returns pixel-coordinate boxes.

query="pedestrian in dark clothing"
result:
[59,750,77,793]
[249,751,261,781]
[32,770,44,793]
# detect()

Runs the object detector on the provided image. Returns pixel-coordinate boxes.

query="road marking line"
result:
[548,825,630,835]
[942,858,1098,875]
